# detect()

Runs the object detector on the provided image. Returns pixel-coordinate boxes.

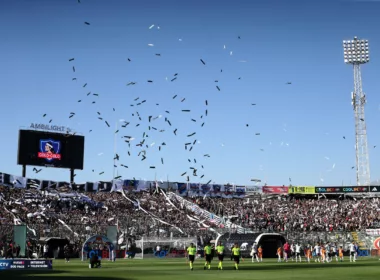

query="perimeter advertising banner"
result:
[369,186,380,192]
[373,237,380,250]
[288,186,315,194]
[365,229,380,236]
[234,186,246,198]
[315,186,369,193]
[262,186,289,194]
[0,260,52,270]
[245,186,263,194]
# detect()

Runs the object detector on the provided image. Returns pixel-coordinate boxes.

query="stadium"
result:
[2,1,380,280]
[1,128,380,279]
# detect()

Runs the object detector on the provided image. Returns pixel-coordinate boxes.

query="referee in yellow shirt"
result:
[186,243,197,270]
[231,243,241,270]
[216,241,225,270]
[204,242,212,270]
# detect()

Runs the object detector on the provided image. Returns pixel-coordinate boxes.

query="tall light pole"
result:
[343,37,370,186]
[113,121,118,179]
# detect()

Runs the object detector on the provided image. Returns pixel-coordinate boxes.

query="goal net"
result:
[130,237,197,259]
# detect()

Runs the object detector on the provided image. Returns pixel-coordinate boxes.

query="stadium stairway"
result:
[351,231,368,250]
[167,192,251,234]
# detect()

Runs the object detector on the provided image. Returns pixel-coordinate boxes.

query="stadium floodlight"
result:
[343,37,369,65]
[343,36,371,187]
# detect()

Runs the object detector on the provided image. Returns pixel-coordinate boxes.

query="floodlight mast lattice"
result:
[343,37,370,186]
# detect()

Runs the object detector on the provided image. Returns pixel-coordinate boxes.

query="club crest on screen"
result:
[38,139,61,161]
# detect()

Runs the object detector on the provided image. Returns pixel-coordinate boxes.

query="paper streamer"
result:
[120,188,183,234]
[58,219,79,236]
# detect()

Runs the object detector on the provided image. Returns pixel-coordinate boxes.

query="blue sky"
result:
[1,0,380,186]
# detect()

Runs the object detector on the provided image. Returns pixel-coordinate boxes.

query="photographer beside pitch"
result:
[89,253,102,269]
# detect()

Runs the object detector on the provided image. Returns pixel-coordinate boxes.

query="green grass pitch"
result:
[1,258,379,279]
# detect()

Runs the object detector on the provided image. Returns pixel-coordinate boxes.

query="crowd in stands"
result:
[185,196,380,232]
[0,185,215,246]
[1,184,380,252]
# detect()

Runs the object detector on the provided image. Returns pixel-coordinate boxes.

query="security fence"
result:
[1,224,379,254]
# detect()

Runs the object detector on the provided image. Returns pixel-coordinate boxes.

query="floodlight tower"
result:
[343,37,370,186]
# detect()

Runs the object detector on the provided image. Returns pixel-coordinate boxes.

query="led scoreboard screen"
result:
[17,130,84,170]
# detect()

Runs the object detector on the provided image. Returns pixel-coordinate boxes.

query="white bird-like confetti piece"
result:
[148,43,154,47]
[149,24,155,29]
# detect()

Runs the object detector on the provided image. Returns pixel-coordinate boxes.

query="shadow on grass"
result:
[233,261,379,271]
[0,269,133,280]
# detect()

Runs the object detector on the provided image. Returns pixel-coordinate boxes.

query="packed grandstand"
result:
[1,171,380,259]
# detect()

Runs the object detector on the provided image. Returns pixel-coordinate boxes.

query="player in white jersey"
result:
[331,243,338,262]
[349,242,356,262]
[354,243,359,260]
[314,244,321,263]
[250,242,259,262]
[290,244,295,261]
[325,243,331,262]
[295,243,302,262]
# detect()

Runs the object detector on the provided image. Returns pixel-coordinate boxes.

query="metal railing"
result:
[1,223,378,252]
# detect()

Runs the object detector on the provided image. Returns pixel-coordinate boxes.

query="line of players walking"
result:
[185,241,360,270]
[276,241,360,263]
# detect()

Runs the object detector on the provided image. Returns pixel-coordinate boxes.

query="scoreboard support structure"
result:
[70,168,75,184]
[22,164,26,178]
[21,165,76,184]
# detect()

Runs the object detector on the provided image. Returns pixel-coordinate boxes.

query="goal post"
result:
[131,237,198,259]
